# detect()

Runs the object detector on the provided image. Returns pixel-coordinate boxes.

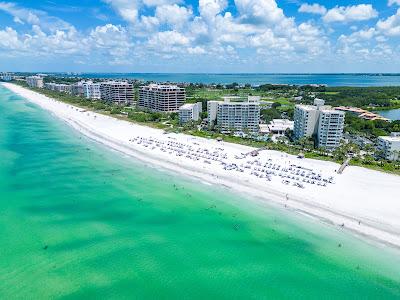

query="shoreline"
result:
[2,82,400,250]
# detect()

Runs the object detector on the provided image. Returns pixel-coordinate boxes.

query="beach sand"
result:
[3,82,400,249]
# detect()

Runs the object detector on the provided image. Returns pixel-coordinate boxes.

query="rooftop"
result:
[144,84,181,90]
[179,103,197,110]
[379,136,400,142]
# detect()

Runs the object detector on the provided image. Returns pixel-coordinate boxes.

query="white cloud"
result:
[199,0,227,21]
[234,0,285,24]
[147,30,190,50]
[2,0,399,70]
[377,8,400,36]
[0,27,22,50]
[298,3,327,15]
[187,46,206,54]
[155,4,192,29]
[0,2,40,25]
[101,0,139,23]
[388,0,400,6]
[142,0,182,6]
[323,4,378,23]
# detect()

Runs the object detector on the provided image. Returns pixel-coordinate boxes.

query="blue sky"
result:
[0,0,400,72]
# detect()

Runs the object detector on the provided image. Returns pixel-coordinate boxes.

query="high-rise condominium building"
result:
[71,81,86,96]
[317,109,345,150]
[83,82,101,100]
[100,81,134,105]
[293,99,345,150]
[293,105,320,140]
[179,102,202,124]
[377,133,400,161]
[0,72,12,81]
[207,96,261,134]
[44,83,71,93]
[138,84,185,112]
[26,76,44,88]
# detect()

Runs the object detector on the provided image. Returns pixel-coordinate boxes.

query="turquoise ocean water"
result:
[1,85,400,299]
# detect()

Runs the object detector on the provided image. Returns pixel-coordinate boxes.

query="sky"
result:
[0,0,400,73]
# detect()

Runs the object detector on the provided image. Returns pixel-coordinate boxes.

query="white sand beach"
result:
[3,82,400,249]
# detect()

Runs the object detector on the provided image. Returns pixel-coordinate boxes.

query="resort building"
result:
[293,101,323,140]
[179,102,202,124]
[207,101,220,127]
[335,106,389,122]
[26,76,44,88]
[83,82,101,100]
[208,96,261,134]
[71,81,86,96]
[44,83,71,93]
[0,72,13,81]
[317,109,345,150]
[260,119,294,135]
[100,81,134,105]
[138,84,186,112]
[377,133,400,161]
[294,99,344,150]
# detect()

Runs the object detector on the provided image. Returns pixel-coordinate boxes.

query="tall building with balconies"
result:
[44,83,71,93]
[293,99,345,150]
[100,81,134,105]
[377,133,400,161]
[179,102,202,124]
[317,109,345,150]
[207,96,261,134]
[83,82,101,100]
[0,72,13,81]
[26,76,44,88]
[138,84,185,112]
[293,105,320,140]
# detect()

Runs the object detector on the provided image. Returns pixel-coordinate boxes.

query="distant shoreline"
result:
[2,82,400,250]
[10,73,400,87]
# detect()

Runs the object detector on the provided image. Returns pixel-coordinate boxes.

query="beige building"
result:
[44,83,71,93]
[83,81,101,100]
[138,84,185,112]
[26,76,44,88]
[100,81,134,105]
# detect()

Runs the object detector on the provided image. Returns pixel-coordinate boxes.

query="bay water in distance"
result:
[1,85,400,298]
[73,73,400,86]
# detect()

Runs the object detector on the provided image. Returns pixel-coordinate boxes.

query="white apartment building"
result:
[179,102,202,124]
[377,133,400,161]
[208,96,261,134]
[293,99,345,150]
[83,82,101,100]
[138,84,185,112]
[207,101,220,127]
[100,81,134,105]
[44,83,71,93]
[26,76,44,88]
[293,105,320,139]
[71,81,86,96]
[0,72,12,81]
[317,109,345,150]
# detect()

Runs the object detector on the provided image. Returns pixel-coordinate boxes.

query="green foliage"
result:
[321,86,400,108]
[345,113,400,138]
[261,108,281,122]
